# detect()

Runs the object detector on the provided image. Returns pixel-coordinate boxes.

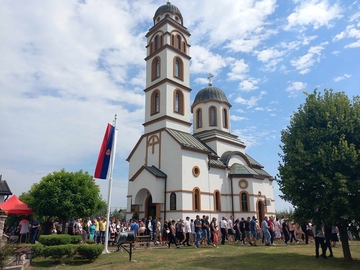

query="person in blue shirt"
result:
[130,219,139,236]
[262,216,271,246]
[249,216,258,246]
[30,217,40,244]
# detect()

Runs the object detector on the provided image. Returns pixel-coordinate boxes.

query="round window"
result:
[192,166,200,177]
[238,179,248,189]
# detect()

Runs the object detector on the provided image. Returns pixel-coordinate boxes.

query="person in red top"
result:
[267,216,275,245]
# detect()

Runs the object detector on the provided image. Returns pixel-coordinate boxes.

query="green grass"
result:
[29,241,360,270]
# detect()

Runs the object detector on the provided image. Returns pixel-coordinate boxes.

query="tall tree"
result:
[22,169,106,233]
[278,89,360,261]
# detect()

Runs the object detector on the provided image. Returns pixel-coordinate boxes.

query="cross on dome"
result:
[207,73,214,86]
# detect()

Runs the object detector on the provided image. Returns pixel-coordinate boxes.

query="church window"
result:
[240,192,249,212]
[177,35,181,50]
[151,57,161,81]
[223,108,228,128]
[214,190,221,211]
[171,35,174,46]
[173,89,184,114]
[193,188,201,211]
[155,35,159,50]
[192,166,200,177]
[151,90,160,115]
[182,41,186,53]
[209,107,217,126]
[170,192,176,210]
[173,57,183,80]
[196,108,202,128]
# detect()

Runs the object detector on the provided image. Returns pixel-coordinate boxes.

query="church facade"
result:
[126,2,275,223]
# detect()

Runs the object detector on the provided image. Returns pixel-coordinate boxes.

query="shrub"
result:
[19,244,44,258]
[39,234,72,246]
[77,244,103,261]
[42,244,75,259]
[70,235,82,244]
[86,238,95,244]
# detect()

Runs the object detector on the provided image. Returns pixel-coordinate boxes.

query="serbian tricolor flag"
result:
[94,123,115,179]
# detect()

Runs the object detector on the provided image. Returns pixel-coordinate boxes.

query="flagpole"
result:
[103,114,117,254]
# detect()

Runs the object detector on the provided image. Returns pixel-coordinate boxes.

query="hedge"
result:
[39,234,83,246]
[77,244,103,261]
[20,244,44,258]
[42,244,75,259]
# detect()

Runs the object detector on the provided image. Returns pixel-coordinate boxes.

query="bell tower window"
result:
[173,57,183,80]
[151,57,161,81]
[155,35,159,50]
[151,90,160,115]
[209,106,217,126]
[177,35,181,50]
[173,89,184,114]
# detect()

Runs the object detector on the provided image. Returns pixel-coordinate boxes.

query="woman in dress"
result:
[274,218,281,239]
[89,220,95,241]
[210,217,219,247]
[168,220,179,248]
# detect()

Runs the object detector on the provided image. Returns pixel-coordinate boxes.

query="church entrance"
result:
[257,200,265,223]
[145,194,157,219]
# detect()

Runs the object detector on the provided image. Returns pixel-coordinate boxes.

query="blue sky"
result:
[1,0,359,211]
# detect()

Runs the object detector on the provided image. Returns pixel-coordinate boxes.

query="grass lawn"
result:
[29,241,360,270]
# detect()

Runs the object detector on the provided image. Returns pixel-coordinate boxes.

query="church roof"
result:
[154,1,183,20]
[192,85,231,108]
[245,153,264,168]
[0,180,12,196]
[166,128,210,153]
[228,163,265,179]
[145,166,167,178]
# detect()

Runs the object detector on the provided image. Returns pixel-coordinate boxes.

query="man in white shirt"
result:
[19,216,30,243]
[182,216,191,246]
[220,217,228,245]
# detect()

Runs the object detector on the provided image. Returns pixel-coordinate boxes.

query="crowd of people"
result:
[3,214,341,259]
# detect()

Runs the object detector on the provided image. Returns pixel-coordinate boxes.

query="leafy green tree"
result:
[22,169,106,233]
[278,89,360,261]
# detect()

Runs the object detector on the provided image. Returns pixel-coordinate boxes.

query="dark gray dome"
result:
[193,85,230,105]
[154,1,182,20]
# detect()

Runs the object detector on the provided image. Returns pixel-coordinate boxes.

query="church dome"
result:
[154,1,183,23]
[192,84,230,107]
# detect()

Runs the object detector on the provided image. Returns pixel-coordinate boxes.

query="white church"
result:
[126,1,275,223]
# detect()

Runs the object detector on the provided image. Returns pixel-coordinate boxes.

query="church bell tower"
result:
[143,1,192,134]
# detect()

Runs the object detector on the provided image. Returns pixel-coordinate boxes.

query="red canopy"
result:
[0,195,33,215]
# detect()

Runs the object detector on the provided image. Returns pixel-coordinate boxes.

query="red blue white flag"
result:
[94,123,115,179]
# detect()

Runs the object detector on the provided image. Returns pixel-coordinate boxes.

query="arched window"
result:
[173,89,184,114]
[171,35,175,46]
[196,108,202,128]
[209,107,217,126]
[173,57,183,80]
[214,190,221,211]
[151,90,160,115]
[240,192,249,212]
[155,35,159,50]
[182,41,186,53]
[170,192,176,210]
[193,188,201,211]
[223,108,228,128]
[177,35,181,50]
[151,57,161,81]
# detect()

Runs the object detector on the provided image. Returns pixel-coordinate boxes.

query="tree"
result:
[22,169,106,233]
[278,89,360,261]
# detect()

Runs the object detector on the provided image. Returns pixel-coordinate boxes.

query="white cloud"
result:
[333,74,352,82]
[286,0,342,30]
[190,45,227,74]
[234,91,267,108]
[290,42,328,74]
[227,59,249,80]
[286,81,307,97]
[239,78,260,91]
[256,48,285,62]
[333,24,360,48]
[230,115,248,121]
